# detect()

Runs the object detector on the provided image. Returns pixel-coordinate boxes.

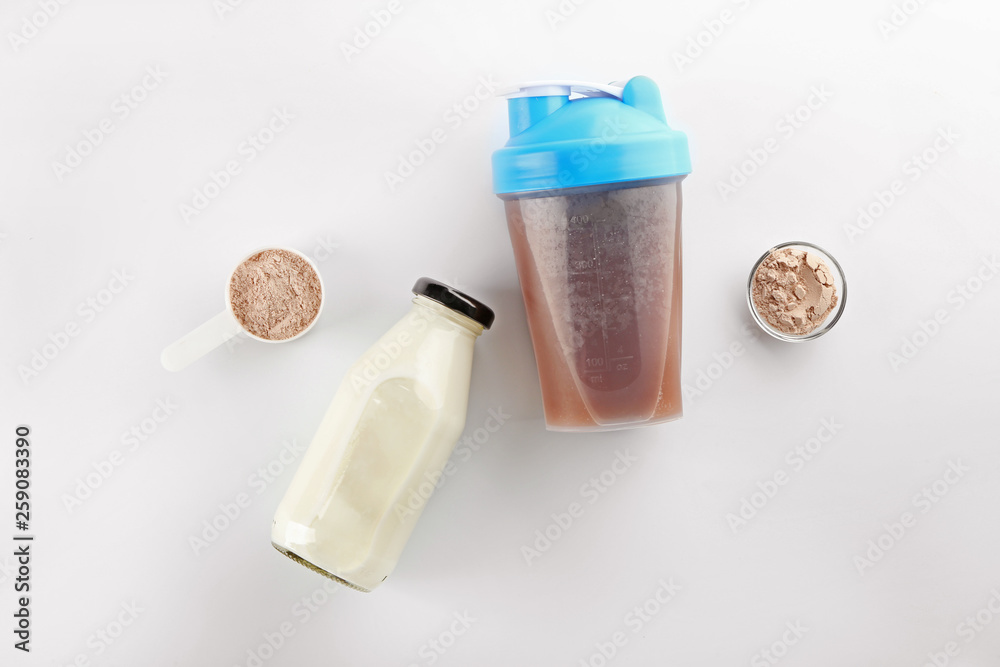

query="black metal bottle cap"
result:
[412,277,495,330]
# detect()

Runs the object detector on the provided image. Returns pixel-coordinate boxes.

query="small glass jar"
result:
[747,241,847,342]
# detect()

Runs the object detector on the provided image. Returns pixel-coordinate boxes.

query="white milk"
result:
[272,293,487,591]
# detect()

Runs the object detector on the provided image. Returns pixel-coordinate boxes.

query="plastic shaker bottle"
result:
[272,278,494,592]
[492,76,691,432]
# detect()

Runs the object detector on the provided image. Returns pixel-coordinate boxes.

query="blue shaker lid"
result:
[492,76,691,195]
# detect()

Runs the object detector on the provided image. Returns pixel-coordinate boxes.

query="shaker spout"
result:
[622,76,668,124]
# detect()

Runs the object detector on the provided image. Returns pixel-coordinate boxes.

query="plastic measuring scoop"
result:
[161,247,324,372]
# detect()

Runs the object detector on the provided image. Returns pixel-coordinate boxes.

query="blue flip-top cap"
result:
[492,76,691,196]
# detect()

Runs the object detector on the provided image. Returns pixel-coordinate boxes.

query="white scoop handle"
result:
[160,310,244,372]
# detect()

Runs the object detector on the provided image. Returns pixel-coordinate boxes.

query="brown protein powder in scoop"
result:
[228,249,323,341]
[751,247,838,336]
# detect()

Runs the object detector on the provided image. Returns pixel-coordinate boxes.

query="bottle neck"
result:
[411,295,485,337]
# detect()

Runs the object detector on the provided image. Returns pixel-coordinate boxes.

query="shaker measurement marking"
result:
[567,210,642,392]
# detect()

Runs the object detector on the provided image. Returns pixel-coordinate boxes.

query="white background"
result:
[2,0,1000,665]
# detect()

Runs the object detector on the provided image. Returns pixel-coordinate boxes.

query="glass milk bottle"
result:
[272,278,494,592]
